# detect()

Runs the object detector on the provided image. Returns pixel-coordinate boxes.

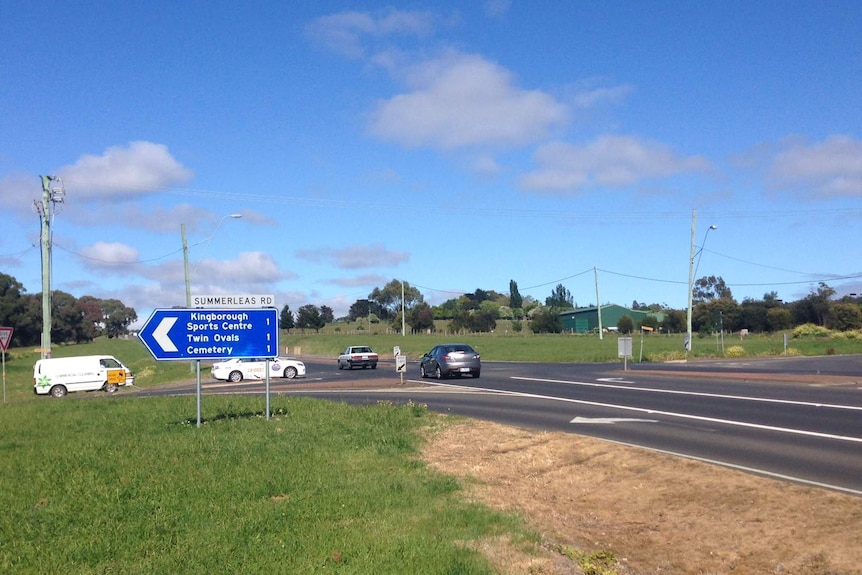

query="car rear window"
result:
[446,345,475,353]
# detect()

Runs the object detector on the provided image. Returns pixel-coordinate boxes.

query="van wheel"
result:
[228,371,243,383]
[284,366,298,379]
[50,385,68,398]
[105,383,119,393]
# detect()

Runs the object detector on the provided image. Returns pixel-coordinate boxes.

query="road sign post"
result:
[139,309,278,427]
[618,336,633,371]
[0,326,12,403]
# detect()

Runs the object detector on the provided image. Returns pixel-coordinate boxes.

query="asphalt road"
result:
[136,355,862,495]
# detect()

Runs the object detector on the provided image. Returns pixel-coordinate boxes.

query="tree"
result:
[530,308,563,333]
[509,280,522,310]
[641,314,659,331]
[545,284,573,309]
[369,280,424,319]
[660,309,686,334]
[766,307,792,332]
[407,303,435,333]
[51,291,86,344]
[296,304,325,332]
[0,273,27,346]
[319,305,334,324]
[693,275,732,303]
[617,314,634,334]
[279,305,295,332]
[792,282,835,326]
[827,302,862,331]
[101,298,137,338]
[348,299,386,322]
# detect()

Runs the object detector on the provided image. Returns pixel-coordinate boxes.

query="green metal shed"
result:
[560,304,651,333]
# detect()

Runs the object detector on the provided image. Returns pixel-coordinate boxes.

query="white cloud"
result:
[57,141,193,199]
[296,243,410,269]
[79,242,141,266]
[0,171,41,215]
[571,84,634,109]
[766,135,862,198]
[520,135,711,192]
[306,9,437,58]
[194,251,288,284]
[325,274,390,287]
[484,0,511,17]
[369,52,569,149]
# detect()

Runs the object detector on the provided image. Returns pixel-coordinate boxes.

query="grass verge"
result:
[0,395,530,574]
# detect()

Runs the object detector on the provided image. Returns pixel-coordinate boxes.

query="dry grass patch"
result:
[421,418,862,575]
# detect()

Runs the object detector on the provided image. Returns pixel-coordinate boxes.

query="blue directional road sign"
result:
[139,308,279,361]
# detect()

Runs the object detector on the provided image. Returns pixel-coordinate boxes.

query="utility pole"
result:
[35,176,65,359]
[594,267,603,339]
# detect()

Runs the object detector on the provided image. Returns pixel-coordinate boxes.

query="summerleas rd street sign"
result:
[138,308,278,361]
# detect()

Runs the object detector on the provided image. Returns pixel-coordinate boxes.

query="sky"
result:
[2,1,862,327]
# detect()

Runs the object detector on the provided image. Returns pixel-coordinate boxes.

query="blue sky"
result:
[2,1,861,325]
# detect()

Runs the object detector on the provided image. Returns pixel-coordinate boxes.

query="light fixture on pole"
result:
[685,209,717,358]
[182,213,242,371]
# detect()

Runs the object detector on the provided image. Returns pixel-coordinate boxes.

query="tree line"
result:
[282,278,862,335]
[0,272,138,348]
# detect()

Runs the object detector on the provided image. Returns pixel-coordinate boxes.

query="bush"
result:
[725,345,746,358]
[792,323,831,338]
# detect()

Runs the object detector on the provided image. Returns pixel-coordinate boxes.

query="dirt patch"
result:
[421,418,862,575]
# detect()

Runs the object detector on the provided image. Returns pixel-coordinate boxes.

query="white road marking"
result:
[570,417,659,424]
[513,376,862,412]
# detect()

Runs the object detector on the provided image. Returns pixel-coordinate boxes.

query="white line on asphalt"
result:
[426,379,862,443]
[512,376,862,412]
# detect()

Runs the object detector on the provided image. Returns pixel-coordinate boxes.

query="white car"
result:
[211,357,306,383]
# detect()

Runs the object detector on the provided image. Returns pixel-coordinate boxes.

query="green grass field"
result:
[1,329,859,572]
[0,394,527,574]
[2,326,861,404]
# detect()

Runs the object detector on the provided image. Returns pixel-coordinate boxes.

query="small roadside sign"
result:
[0,327,12,351]
[0,326,11,403]
[395,355,407,373]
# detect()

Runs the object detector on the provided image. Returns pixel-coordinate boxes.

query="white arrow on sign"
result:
[153,317,178,352]
[570,417,659,424]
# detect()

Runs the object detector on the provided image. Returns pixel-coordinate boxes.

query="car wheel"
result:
[435,366,443,379]
[371,363,377,369]
[338,361,344,370]
[420,364,427,378]
[105,382,119,393]
[228,370,243,383]
[50,385,67,398]
[283,366,298,379]
[473,371,480,378]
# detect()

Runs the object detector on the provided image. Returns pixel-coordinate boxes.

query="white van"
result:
[33,355,135,398]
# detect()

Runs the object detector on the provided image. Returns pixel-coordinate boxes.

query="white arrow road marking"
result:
[571,417,659,424]
[153,317,178,352]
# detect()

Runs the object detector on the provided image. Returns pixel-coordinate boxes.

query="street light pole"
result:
[182,213,242,372]
[686,209,717,359]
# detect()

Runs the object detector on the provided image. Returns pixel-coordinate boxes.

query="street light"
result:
[182,214,243,309]
[182,213,242,371]
[686,209,717,358]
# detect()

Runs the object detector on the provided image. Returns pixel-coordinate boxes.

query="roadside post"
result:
[394,346,406,385]
[0,326,13,403]
[139,305,278,427]
[618,336,633,371]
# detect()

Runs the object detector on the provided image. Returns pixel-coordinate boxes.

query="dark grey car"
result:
[419,343,481,379]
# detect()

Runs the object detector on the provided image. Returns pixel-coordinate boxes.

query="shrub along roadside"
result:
[0,395,529,574]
